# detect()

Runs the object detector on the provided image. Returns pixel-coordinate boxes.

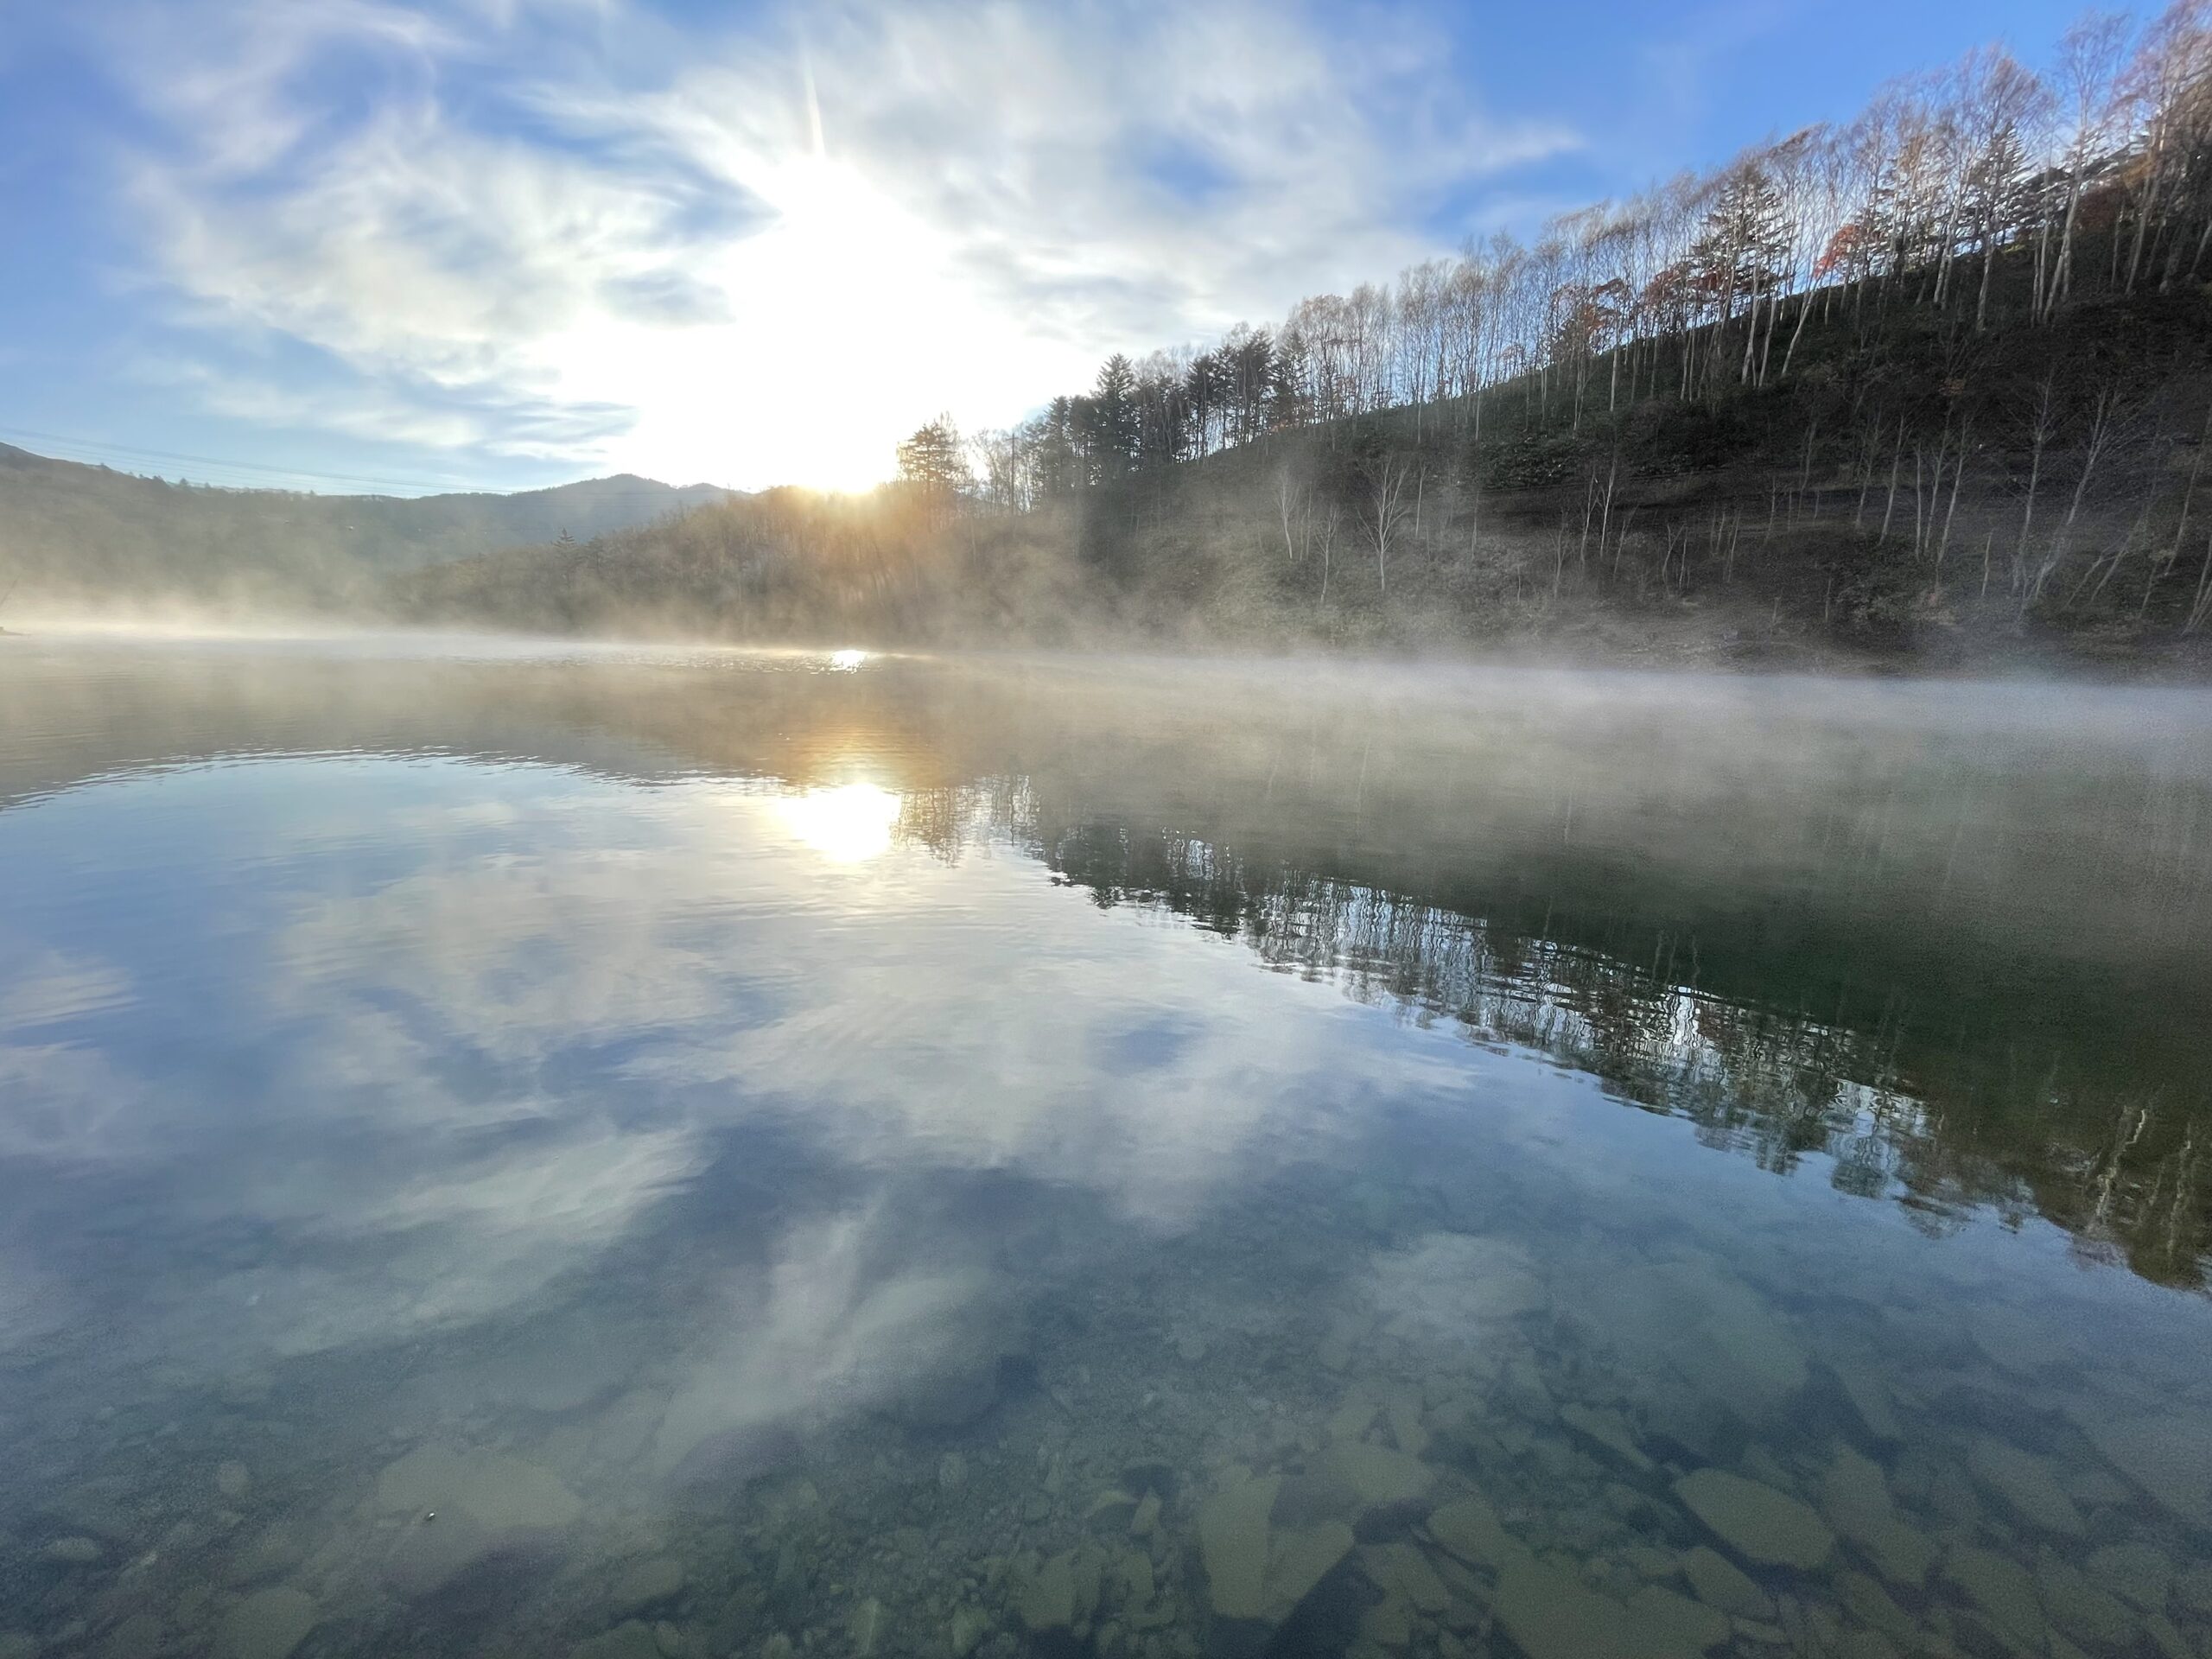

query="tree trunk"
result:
[1779,289,1815,378]
[1939,420,1969,568]
[1879,417,1905,543]
[2190,528,2212,632]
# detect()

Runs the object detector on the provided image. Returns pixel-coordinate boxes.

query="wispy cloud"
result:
[91,0,1579,486]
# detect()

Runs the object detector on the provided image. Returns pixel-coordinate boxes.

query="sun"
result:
[776,782,900,863]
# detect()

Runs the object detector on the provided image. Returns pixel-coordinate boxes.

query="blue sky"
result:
[0,0,2109,493]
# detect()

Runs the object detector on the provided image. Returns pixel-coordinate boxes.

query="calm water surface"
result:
[0,638,2209,1659]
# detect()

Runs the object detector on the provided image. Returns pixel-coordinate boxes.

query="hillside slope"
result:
[0,444,730,613]
[391,289,2212,673]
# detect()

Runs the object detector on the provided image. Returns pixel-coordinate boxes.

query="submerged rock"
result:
[570,1622,661,1659]
[380,1510,505,1601]
[1369,1234,1545,1346]
[1018,1552,1077,1633]
[1116,1549,1155,1616]
[1968,1440,2086,1537]
[1129,1491,1160,1538]
[2177,1563,2212,1615]
[97,1615,162,1659]
[1325,1393,1379,1444]
[1625,1584,1731,1655]
[1677,1546,1771,1618]
[1560,1403,1655,1472]
[222,1526,307,1589]
[1425,1491,1512,1569]
[885,1359,1002,1431]
[2037,1550,2138,1648]
[1827,1360,1904,1446]
[1819,1446,1935,1589]
[2085,1541,2171,1612]
[1494,1546,1726,1659]
[848,1597,885,1656]
[1835,1571,1916,1644]
[375,1443,582,1531]
[1648,1265,1809,1425]
[2066,1408,2212,1526]
[1943,1546,2048,1653]
[216,1588,317,1659]
[1196,1470,1357,1631]
[1017,1544,1107,1637]
[1265,1523,1355,1621]
[372,1444,580,1599]
[947,1605,991,1657]
[1316,1440,1433,1523]
[1967,1307,2056,1376]
[659,1420,805,1491]
[1674,1469,1833,1570]
[1361,1542,1451,1615]
[609,1557,687,1617]
[1197,1475,1281,1621]
[1492,1551,1625,1659]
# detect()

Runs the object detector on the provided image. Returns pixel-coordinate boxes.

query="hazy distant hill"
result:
[0,442,731,613]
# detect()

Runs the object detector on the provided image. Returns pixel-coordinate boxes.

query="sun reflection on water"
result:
[829,649,868,671]
[776,781,900,862]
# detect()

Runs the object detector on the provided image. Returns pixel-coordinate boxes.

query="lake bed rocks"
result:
[9,1177,2208,1659]
[2086,1540,2173,1612]
[1195,1472,1279,1621]
[608,1555,687,1616]
[1826,1360,1904,1447]
[373,1442,582,1532]
[2173,1561,2212,1615]
[1677,1546,1771,1618]
[1674,1469,1834,1570]
[1819,1446,1936,1588]
[569,1619,662,1659]
[1560,1403,1656,1473]
[1968,1438,2087,1537]
[1423,1492,1512,1569]
[214,1586,317,1659]
[1491,1547,1726,1659]
[370,1442,581,1599]
[222,1524,307,1588]
[1942,1544,2049,1653]
[2037,1549,2140,1648]
[2065,1407,2212,1526]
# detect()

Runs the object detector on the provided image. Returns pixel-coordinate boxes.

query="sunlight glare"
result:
[777,782,900,863]
[563,149,1095,492]
[830,649,868,671]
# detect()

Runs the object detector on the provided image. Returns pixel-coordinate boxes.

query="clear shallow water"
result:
[0,639,2209,1659]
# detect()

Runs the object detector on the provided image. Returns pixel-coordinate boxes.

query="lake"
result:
[0,636,2208,1659]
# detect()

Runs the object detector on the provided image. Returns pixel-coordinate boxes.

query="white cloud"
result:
[0,764,1465,1378]
[98,0,1578,487]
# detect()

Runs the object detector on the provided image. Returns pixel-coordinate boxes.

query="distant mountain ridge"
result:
[0,442,732,611]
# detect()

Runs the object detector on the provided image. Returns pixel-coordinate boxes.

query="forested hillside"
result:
[0,444,728,614]
[395,3,2212,670]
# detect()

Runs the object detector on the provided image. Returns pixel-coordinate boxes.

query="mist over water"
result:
[0,636,2208,1659]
